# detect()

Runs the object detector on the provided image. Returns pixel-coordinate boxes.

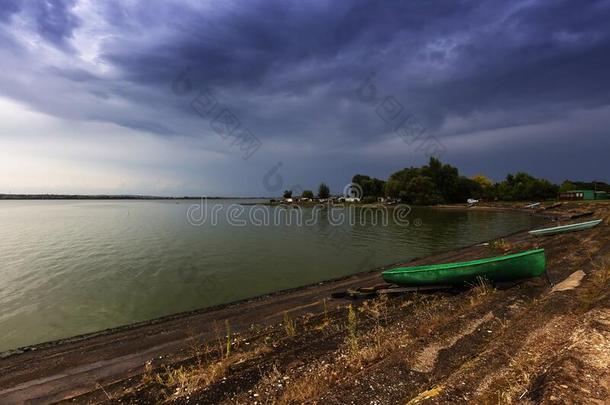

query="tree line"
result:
[284,183,330,200]
[351,157,607,205]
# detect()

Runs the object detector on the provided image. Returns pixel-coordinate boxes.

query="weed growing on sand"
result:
[359,294,389,323]
[359,295,389,349]
[273,301,416,402]
[225,320,232,358]
[347,304,358,352]
[276,362,332,404]
[154,360,229,399]
[283,312,296,337]
[468,276,495,307]
[260,363,281,386]
[151,344,270,401]
[141,360,154,385]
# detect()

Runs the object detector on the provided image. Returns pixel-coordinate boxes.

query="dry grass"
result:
[411,295,454,337]
[224,320,232,358]
[407,384,444,404]
[490,238,512,253]
[346,304,358,353]
[577,256,610,312]
[280,324,413,402]
[314,298,332,331]
[141,360,154,385]
[159,347,270,401]
[153,359,230,399]
[495,350,543,403]
[140,335,270,402]
[275,298,407,403]
[275,362,334,404]
[468,276,495,307]
[283,311,297,337]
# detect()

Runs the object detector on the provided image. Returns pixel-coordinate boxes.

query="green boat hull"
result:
[528,219,602,236]
[382,249,546,286]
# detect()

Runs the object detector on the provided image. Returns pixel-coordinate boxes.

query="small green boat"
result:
[382,249,546,286]
[528,219,602,237]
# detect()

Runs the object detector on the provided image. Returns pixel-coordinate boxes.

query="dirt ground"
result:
[0,201,609,404]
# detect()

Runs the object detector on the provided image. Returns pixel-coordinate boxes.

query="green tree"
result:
[404,176,442,205]
[384,158,477,204]
[471,174,494,200]
[352,174,386,197]
[559,180,576,193]
[318,182,330,199]
[283,190,293,199]
[472,174,493,189]
[384,167,421,199]
[301,190,314,199]
[495,172,558,201]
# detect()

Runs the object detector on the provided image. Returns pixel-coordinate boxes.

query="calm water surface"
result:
[0,200,544,351]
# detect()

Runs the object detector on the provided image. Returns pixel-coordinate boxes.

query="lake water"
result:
[0,200,544,352]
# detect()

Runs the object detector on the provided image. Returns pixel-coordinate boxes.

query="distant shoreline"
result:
[0,194,269,200]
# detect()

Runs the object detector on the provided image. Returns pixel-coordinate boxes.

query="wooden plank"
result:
[378,285,452,294]
[569,211,594,219]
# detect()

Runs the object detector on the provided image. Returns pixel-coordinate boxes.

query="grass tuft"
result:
[490,238,512,253]
[468,276,495,307]
[347,304,358,353]
[283,312,297,337]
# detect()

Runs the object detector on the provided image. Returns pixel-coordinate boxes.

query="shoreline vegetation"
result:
[281,158,610,207]
[0,201,608,403]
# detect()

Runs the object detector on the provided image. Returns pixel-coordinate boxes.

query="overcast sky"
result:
[0,0,609,196]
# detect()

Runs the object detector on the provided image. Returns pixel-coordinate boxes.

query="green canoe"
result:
[528,219,602,237]
[382,249,546,286]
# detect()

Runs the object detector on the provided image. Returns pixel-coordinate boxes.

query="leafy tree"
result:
[562,180,610,192]
[301,190,314,199]
[383,158,477,204]
[355,158,564,205]
[352,174,385,197]
[471,174,494,200]
[384,167,421,199]
[559,181,576,193]
[283,190,293,199]
[472,174,493,189]
[495,172,558,201]
[318,182,330,199]
[403,176,442,205]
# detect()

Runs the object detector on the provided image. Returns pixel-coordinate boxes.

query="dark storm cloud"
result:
[32,0,81,48]
[95,0,610,138]
[0,0,21,23]
[1,0,610,193]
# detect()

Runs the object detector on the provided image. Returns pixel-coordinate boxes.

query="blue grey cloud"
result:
[31,0,81,48]
[0,0,609,195]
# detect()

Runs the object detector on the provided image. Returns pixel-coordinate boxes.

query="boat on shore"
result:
[528,219,602,236]
[382,249,546,286]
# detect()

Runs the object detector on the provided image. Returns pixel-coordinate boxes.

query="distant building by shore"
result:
[559,190,609,201]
